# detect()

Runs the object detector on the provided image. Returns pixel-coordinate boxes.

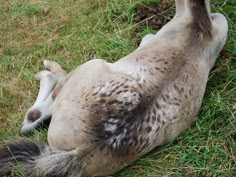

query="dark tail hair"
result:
[0,139,83,177]
[190,0,213,38]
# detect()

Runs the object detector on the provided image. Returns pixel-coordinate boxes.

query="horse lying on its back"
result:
[0,0,228,176]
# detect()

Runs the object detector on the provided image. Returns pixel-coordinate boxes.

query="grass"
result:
[0,0,235,176]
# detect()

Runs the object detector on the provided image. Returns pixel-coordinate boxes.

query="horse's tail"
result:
[0,139,84,177]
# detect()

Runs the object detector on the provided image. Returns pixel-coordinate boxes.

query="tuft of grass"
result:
[10,3,44,17]
[0,0,236,176]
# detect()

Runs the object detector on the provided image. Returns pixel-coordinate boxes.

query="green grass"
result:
[0,0,236,176]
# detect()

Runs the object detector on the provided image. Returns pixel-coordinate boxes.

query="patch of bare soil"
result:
[134,0,174,29]
[133,0,174,43]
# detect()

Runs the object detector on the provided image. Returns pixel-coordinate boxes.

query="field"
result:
[0,0,235,176]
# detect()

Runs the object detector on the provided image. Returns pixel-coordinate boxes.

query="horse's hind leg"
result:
[174,0,186,18]
[139,0,188,48]
[20,61,67,135]
[20,70,57,135]
[139,34,155,48]
[44,60,67,81]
